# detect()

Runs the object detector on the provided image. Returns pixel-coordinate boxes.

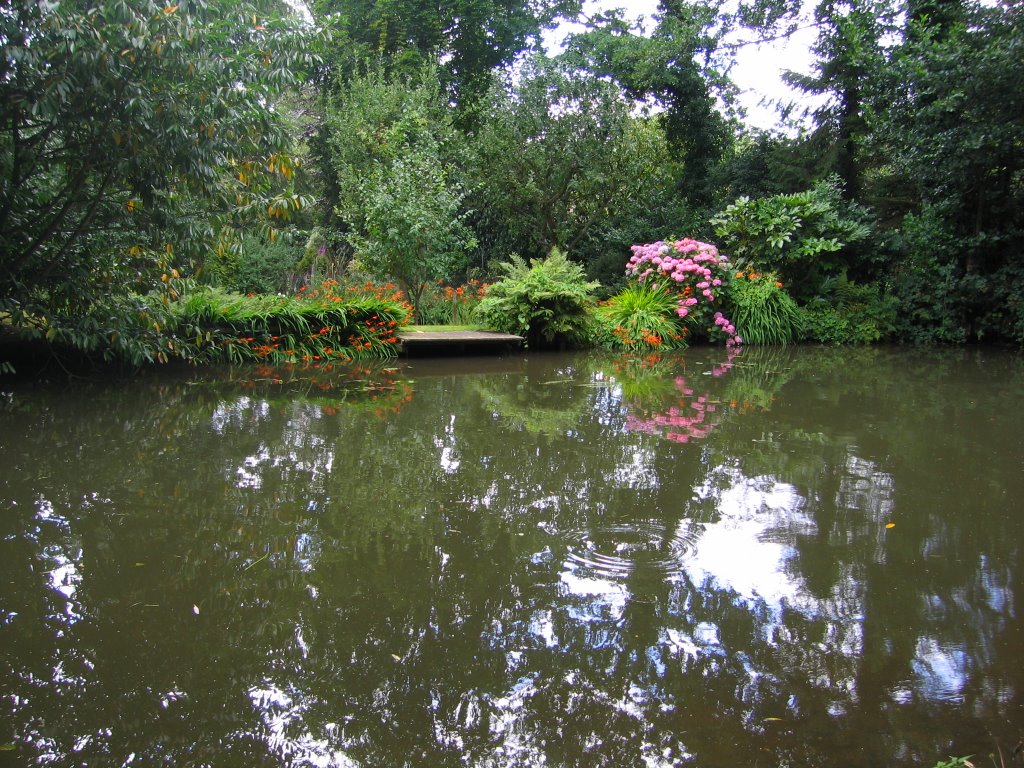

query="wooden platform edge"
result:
[396,330,525,355]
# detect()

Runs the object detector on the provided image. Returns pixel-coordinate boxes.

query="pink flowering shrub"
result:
[627,238,743,347]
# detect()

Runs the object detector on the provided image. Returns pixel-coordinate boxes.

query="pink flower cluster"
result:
[627,238,743,346]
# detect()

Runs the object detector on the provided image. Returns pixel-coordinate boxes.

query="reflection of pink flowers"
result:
[626,401,714,444]
[624,348,742,443]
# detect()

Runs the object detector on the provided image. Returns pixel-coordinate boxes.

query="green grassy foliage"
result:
[726,272,802,346]
[597,281,689,351]
[167,284,412,365]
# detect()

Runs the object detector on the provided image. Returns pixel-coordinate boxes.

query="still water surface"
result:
[2,346,1023,767]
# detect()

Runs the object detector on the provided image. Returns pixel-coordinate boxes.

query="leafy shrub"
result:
[725,271,802,345]
[711,176,873,302]
[798,275,897,345]
[597,281,689,350]
[473,249,600,349]
[885,209,967,344]
[210,235,303,295]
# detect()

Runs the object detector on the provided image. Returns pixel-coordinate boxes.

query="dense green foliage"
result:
[869,1,1024,343]
[596,281,688,351]
[726,273,802,345]
[798,274,896,345]
[311,0,580,113]
[562,3,735,203]
[711,178,874,302]
[208,236,303,295]
[468,55,690,285]
[0,0,318,363]
[473,250,600,349]
[3,0,1022,371]
[324,65,476,321]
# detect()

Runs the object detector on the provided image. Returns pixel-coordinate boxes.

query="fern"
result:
[474,249,601,348]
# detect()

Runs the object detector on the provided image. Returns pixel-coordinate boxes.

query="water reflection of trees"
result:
[1,348,1023,766]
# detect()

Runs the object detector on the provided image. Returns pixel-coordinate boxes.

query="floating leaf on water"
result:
[886,523,896,529]
[763,717,784,723]
[193,604,200,615]
[134,562,145,566]
[243,553,268,571]
[0,744,15,751]
[391,654,401,663]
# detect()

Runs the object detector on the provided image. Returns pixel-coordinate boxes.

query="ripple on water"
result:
[563,520,702,579]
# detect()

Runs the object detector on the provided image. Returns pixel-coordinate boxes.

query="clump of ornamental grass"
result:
[597,280,688,351]
[725,271,802,345]
[415,278,490,325]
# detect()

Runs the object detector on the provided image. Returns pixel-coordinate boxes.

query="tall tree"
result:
[563,1,735,206]
[870,0,1024,341]
[311,0,581,111]
[467,54,689,283]
[782,0,893,200]
[326,64,476,317]
[0,0,317,357]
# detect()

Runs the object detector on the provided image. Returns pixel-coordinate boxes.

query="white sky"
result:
[544,0,820,131]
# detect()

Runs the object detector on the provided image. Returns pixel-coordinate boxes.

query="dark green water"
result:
[2,346,1023,767]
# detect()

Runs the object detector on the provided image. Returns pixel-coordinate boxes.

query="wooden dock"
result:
[396,330,525,356]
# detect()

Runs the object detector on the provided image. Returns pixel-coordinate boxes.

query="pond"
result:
[2,346,1023,767]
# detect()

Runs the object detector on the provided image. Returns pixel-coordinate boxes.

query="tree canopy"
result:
[0,0,318,358]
